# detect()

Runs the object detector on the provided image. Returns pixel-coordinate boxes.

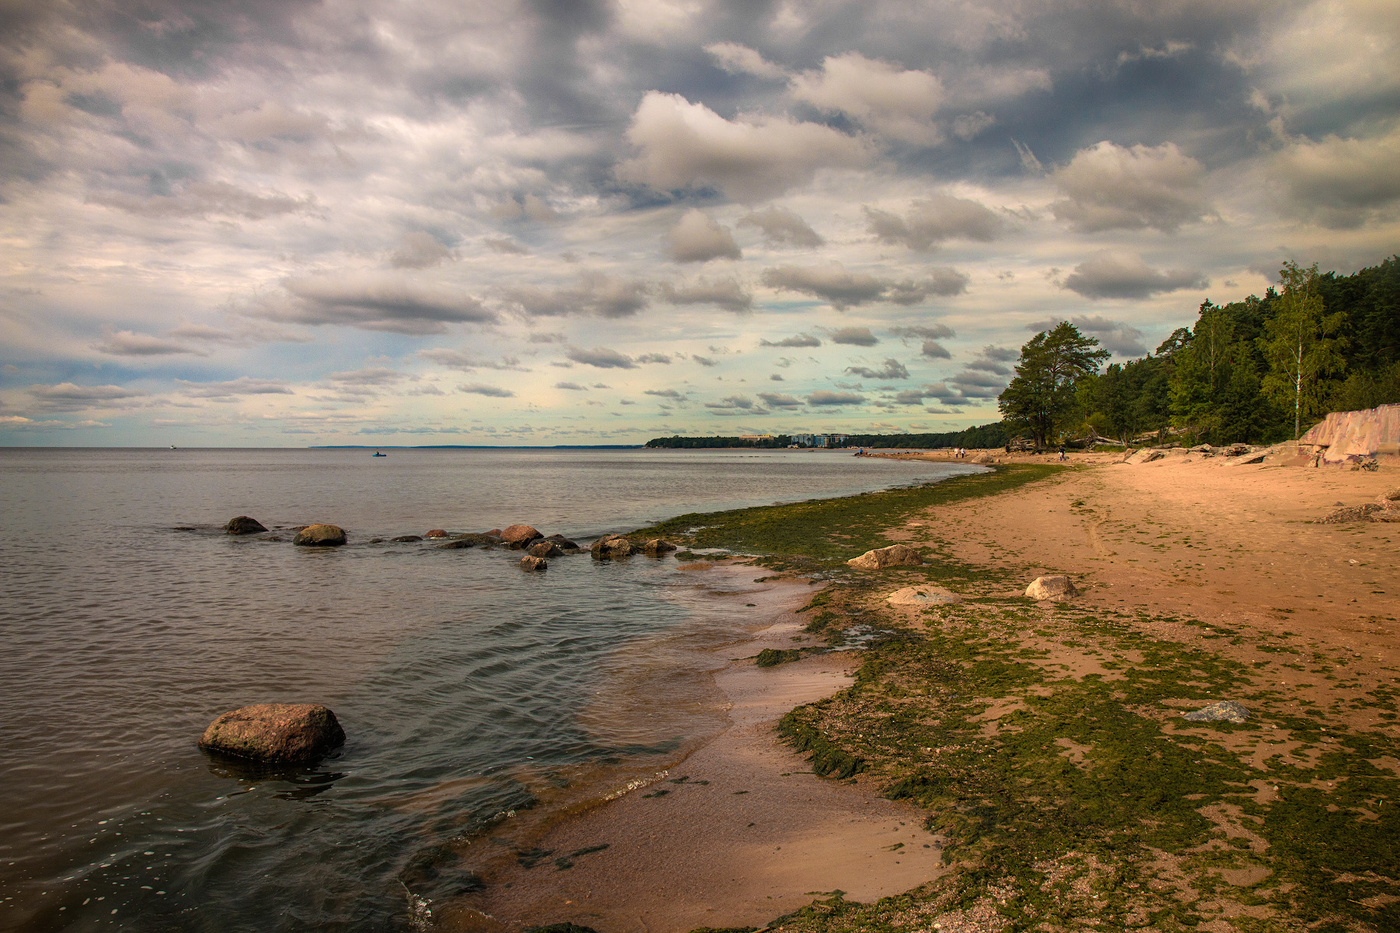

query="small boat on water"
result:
[372,451,387,457]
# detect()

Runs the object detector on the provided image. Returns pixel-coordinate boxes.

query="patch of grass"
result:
[756,648,803,667]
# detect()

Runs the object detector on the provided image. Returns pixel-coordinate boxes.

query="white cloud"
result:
[390,232,451,269]
[618,92,870,201]
[705,42,787,80]
[667,209,741,262]
[1051,141,1210,233]
[790,52,944,145]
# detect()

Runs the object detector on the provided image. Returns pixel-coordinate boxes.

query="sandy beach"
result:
[443,451,1399,932]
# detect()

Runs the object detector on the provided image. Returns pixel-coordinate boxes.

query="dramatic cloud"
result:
[808,390,865,406]
[1274,127,1400,229]
[667,210,742,263]
[737,206,824,248]
[1062,252,1209,300]
[1051,142,1210,233]
[618,92,869,200]
[566,346,636,369]
[390,232,451,269]
[865,195,1007,250]
[760,333,821,348]
[790,53,943,145]
[830,326,879,347]
[92,330,202,356]
[660,277,752,312]
[279,276,495,334]
[762,265,885,309]
[846,358,909,380]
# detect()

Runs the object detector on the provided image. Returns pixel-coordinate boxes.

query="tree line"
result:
[1001,256,1400,447]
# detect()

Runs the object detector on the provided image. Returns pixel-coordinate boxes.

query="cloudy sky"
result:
[2,0,1397,445]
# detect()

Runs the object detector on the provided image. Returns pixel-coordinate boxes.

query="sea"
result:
[0,447,979,932]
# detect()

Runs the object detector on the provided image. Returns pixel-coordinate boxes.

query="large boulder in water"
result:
[500,524,543,548]
[225,516,267,535]
[847,544,923,570]
[199,703,345,765]
[293,524,346,547]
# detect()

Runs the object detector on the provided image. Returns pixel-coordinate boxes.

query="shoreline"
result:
[444,452,1399,932]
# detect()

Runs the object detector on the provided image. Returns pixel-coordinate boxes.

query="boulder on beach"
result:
[199,703,345,765]
[424,529,449,539]
[500,524,543,548]
[887,585,962,607]
[847,544,923,570]
[591,535,635,560]
[1025,575,1079,601]
[1125,448,1165,465]
[642,538,677,556]
[1183,700,1251,724]
[519,555,548,572]
[1319,504,1383,524]
[224,516,267,535]
[293,524,346,547]
[528,540,562,558]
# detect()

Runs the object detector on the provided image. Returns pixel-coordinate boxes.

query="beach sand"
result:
[443,452,1399,932]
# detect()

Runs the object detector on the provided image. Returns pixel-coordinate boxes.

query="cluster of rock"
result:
[1320,488,1400,524]
[1119,443,1263,466]
[1183,700,1251,724]
[1298,403,1400,464]
[221,514,679,571]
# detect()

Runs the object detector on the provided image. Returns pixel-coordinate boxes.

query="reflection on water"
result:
[0,448,978,931]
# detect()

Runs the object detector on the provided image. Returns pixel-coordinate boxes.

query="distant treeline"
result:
[645,435,793,448]
[645,422,1008,450]
[843,422,1009,449]
[1072,255,1400,446]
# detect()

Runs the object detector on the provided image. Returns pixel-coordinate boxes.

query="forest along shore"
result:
[455,455,1397,933]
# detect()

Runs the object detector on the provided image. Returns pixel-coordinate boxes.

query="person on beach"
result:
[1058,445,1066,461]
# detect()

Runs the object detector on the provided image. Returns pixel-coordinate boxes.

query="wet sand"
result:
[444,569,945,932]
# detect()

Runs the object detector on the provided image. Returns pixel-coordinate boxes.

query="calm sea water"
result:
[0,447,977,932]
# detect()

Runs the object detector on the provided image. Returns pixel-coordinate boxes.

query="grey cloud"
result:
[830,326,878,347]
[667,209,741,262]
[419,349,528,371]
[500,273,649,319]
[846,358,909,380]
[769,373,783,381]
[949,369,1007,399]
[280,275,495,334]
[864,195,1007,250]
[886,270,970,304]
[790,52,944,145]
[177,377,293,397]
[1062,252,1208,300]
[29,382,146,411]
[645,388,684,399]
[390,232,451,269]
[484,236,530,255]
[92,329,202,356]
[1051,141,1209,233]
[1274,127,1400,229]
[737,206,824,248]
[808,390,865,406]
[705,395,756,410]
[457,383,515,398]
[759,392,802,408]
[705,42,786,80]
[762,265,884,309]
[88,181,316,221]
[617,92,869,201]
[325,367,404,387]
[660,277,752,312]
[890,324,955,340]
[555,381,587,390]
[1030,315,1147,356]
[921,340,951,359]
[692,355,717,367]
[566,346,635,369]
[636,353,672,364]
[893,389,928,405]
[760,333,821,348]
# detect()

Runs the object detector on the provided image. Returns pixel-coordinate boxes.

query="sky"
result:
[1,0,1398,446]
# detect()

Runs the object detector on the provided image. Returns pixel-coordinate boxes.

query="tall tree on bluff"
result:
[1259,261,1346,439]
[999,322,1110,448]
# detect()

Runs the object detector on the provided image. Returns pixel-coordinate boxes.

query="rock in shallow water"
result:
[500,524,543,547]
[519,555,548,571]
[293,523,346,547]
[224,515,267,535]
[199,703,345,764]
[591,534,635,560]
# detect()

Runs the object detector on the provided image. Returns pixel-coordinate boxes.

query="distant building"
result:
[791,433,849,448]
[738,434,776,443]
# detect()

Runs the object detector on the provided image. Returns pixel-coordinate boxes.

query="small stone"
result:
[528,540,562,558]
[224,516,267,535]
[392,535,423,542]
[887,585,962,607]
[1025,575,1078,601]
[591,535,635,560]
[424,529,449,539]
[520,555,548,572]
[199,703,345,764]
[1183,700,1251,724]
[293,524,346,547]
